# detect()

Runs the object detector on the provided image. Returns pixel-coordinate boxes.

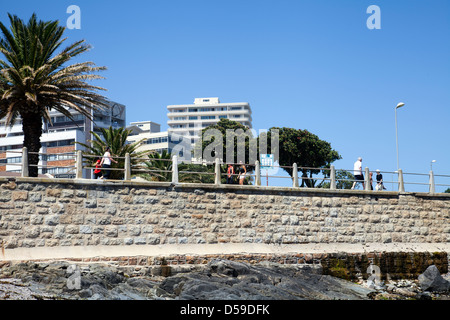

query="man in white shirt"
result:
[351,157,364,190]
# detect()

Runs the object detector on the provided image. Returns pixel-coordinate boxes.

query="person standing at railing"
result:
[238,161,247,185]
[100,147,118,179]
[351,157,365,190]
[227,164,235,184]
[375,169,386,190]
[93,157,102,179]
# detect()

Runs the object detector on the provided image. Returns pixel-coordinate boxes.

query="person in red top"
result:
[93,157,102,179]
[226,164,234,184]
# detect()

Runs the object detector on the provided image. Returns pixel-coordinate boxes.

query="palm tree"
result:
[0,13,108,177]
[76,126,150,180]
[179,163,216,183]
[139,152,217,183]
[140,150,173,182]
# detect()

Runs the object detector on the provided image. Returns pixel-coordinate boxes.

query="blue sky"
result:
[1,1,450,191]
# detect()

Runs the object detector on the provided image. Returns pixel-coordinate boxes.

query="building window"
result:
[219,115,227,119]
[189,116,198,120]
[6,156,22,164]
[146,136,168,144]
[174,117,186,121]
[203,99,210,102]
[201,116,215,120]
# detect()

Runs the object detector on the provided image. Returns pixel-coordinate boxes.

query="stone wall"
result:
[1,177,450,276]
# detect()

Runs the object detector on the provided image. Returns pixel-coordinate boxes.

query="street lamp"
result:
[395,102,405,170]
[431,160,436,171]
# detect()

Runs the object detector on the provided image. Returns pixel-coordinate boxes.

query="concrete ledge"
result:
[2,243,450,262]
[5,176,449,198]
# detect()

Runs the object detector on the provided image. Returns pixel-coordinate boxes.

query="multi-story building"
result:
[167,97,253,148]
[0,101,126,178]
[126,121,190,160]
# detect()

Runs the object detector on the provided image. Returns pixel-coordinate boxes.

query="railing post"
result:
[330,165,336,190]
[429,170,435,194]
[172,155,178,184]
[255,160,261,186]
[292,163,299,188]
[364,167,370,191]
[398,169,405,192]
[76,150,83,179]
[21,147,28,178]
[124,152,131,180]
[214,158,221,185]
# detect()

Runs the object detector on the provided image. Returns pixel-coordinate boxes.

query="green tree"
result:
[179,163,215,184]
[261,127,341,187]
[140,149,173,182]
[444,188,450,193]
[139,150,218,184]
[193,118,256,185]
[321,170,354,189]
[76,126,149,180]
[0,13,108,177]
[193,118,257,165]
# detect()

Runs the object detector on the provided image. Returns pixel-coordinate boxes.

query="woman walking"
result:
[100,147,118,179]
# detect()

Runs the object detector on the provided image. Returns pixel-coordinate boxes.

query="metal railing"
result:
[7,147,450,194]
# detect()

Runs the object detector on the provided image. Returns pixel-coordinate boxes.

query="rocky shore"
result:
[0,259,449,300]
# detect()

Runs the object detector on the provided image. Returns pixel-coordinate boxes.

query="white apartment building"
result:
[126,121,190,160]
[167,97,253,147]
[127,121,167,155]
[0,101,126,178]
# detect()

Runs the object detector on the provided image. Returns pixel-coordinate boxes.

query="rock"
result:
[5,259,450,300]
[415,292,432,300]
[394,288,417,298]
[418,265,450,292]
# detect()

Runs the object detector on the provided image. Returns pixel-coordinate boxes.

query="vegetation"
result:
[321,170,355,189]
[193,118,255,185]
[261,127,341,187]
[138,150,218,184]
[76,126,149,180]
[193,118,257,164]
[0,13,108,177]
[140,149,173,182]
[179,163,215,184]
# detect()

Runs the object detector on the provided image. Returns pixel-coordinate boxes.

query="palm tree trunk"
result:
[22,115,42,177]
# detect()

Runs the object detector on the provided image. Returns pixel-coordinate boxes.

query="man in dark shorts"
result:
[351,157,365,190]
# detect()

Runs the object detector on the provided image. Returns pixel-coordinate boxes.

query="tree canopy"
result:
[193,118,257,165]
[261,127,341,187]
[76,126,149,180]
[0,13,108,176]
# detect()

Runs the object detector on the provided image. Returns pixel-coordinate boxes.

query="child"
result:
[93,157,102,179]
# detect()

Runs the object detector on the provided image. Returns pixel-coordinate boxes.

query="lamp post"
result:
[395,102,405,170]
[431,160,436,171]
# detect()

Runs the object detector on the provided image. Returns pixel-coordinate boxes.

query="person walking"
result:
[351,157,365,190]
[226,164,234,184]
[100,147,118,179]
